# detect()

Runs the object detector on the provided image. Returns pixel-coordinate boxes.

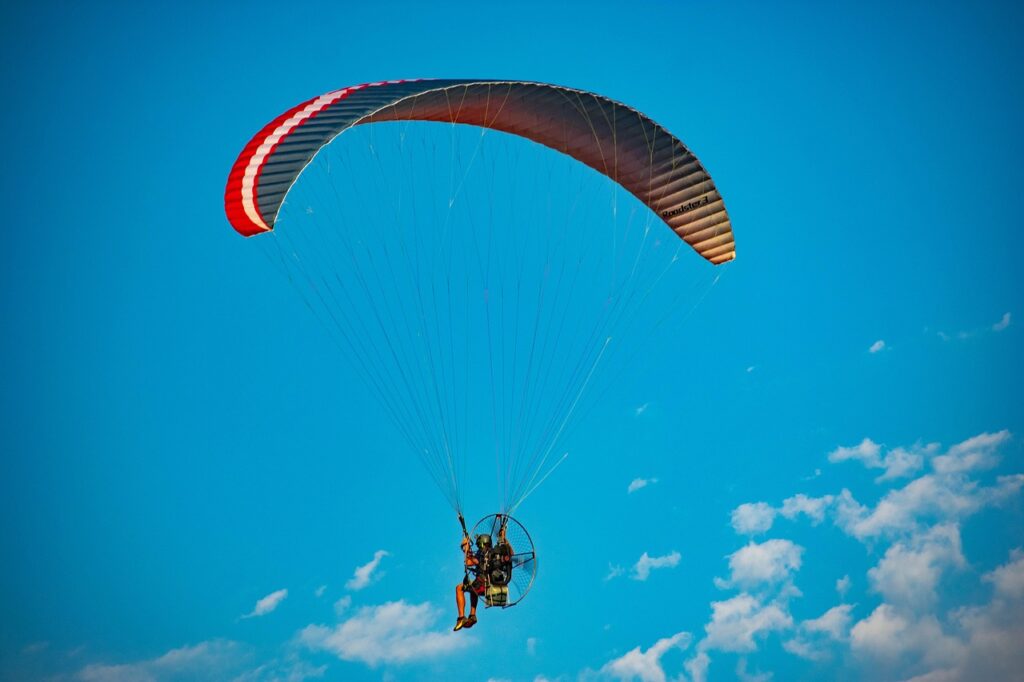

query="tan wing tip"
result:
[709,250,736,265]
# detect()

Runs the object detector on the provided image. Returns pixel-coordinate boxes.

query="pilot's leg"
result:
[455,583,466,617]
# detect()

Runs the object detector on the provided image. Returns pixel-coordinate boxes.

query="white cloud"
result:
[804,604,855,639]
[868,524,965,608]
[827,433,1024,680]
[876,445,934,481]
[684,651,710,682]
[689,536,800,679]
[635,403,650,416]
[850,605,964,669]
[828,435,1021,542]
[243,589,288,619]
[781,637,823,661]
[628,477,658,494]
[702,429,1023,682]
[345,550,389,591]
[983,547,1024,599]
[869,340,886,353]
[783,604,861,660]
[830,438,883,468]
[715,540,803,590]
[77,641,254,682]
[746,366,756,373]
[731,502,776,535]
[779,494,834,524]
[835,471,1024,541]
[992,312,1011,331]
[940,557,1024,681]
[632,551,681,581]
[526,637,537,656]
[783,603,854,660]
[314,585,326,598]
[845,548,1024,680]
[876,548,1024,682]
[836,575,851,597]
[832,487,870,535]
[600,632,690,682]
[702,593,792,653]
[299,600,467,666]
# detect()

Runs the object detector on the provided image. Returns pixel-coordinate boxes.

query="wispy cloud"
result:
[635,403,650,416]
[801,468,822,481]
[231,658,327,682]
[939,311,1012,341]
[868,340,886,354]
[632,551,681,581]
[242,589,288,619]
[835,575,851,597]
[299,600,467,666]
[314,585,327,598]
[828,438,934,482]
[78,642,325,682]
[628,477,658,494]
[346,550,389,591]
[75,640,281,682]
[932,430,1010,474]
[333,595,352,616]
[605,564,625,581]
[22,641,48,655]
[735,657,773,682]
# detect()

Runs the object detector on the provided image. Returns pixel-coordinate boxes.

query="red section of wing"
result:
[224,95,320,236]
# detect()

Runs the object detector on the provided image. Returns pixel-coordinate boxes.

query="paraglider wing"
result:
[224,79,734,264]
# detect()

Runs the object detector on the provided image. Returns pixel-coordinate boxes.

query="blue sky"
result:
[1,2,1022,681]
